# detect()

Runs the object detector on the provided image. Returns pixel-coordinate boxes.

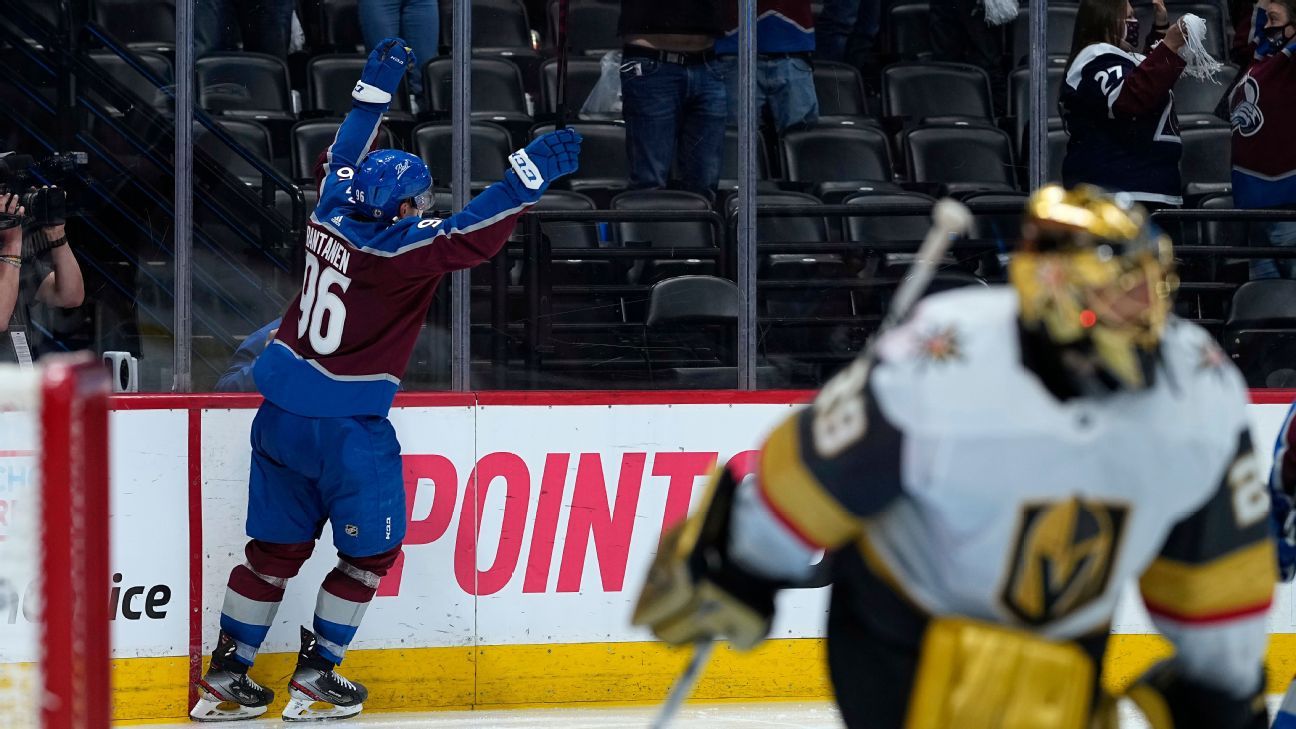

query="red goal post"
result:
[0,354,111,729]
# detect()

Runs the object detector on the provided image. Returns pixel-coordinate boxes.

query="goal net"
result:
[0,356,111,729]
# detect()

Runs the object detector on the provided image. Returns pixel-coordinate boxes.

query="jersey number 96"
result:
[298,252,352,356]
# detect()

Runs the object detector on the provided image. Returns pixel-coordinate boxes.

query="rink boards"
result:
[3,390,1296,722]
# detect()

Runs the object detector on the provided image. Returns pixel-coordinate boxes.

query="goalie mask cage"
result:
[0,355,111,729]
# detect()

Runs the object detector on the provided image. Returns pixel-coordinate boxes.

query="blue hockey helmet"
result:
[353,149,433,221]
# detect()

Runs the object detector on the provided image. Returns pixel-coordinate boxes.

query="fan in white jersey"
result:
[634,185,1275,729]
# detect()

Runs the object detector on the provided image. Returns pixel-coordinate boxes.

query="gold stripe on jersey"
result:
[856,532,926,612]
[1138,540,1276,621]
[759,415,863,548]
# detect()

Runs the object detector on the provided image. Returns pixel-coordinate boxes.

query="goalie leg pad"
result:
[1122,660,1268,729]
[904,617,1096,729]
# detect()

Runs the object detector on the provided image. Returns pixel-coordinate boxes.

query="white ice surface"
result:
[123,697,1286,728]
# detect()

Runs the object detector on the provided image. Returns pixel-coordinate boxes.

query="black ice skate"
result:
[282,626,368,722]
[190,631,275,722]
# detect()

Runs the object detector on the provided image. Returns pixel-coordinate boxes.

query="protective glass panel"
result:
[465,0,738,389]
[0,0,176,389]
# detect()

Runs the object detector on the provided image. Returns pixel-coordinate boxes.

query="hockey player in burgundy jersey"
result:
[189,38,582,723]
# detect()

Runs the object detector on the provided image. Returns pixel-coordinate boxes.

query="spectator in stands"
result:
[1232,0,1296,279]
[0,190,85,365]
[716,0,819,132]
[1061,0,1188,209]
[929,0,1008,112]
[816,0,880,75]
[359,0,439,98]
[216,318,281,392]
[196,0,295,59]
[619,0,727,198]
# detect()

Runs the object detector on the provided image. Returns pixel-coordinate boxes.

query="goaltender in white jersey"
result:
[635,185,1275,729]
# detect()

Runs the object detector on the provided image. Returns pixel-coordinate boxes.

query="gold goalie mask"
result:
[1009,185,1178,394]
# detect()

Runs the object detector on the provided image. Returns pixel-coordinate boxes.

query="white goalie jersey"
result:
[738,286,1275,695]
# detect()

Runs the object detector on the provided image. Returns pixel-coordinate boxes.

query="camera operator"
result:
[0,185,84,367]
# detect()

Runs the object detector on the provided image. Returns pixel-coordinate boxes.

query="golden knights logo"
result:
[1001,497,1128,625]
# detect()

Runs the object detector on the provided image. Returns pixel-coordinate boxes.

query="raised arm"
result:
[321,39,415,181]
[0,196,25,332]
[371,129,584,275]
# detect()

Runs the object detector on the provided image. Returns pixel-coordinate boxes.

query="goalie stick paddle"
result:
[645,200,973,729]
[555,0,571,130]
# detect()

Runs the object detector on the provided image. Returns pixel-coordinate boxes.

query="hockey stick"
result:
[866,198,975,357]
[645,200,973,729]
[649,640,715,729]
[554,0,571,130]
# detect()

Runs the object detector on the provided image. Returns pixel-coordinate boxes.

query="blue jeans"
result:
[1249,221,1296,279]
[195,0,295,58]
[815,0,880,64]
[620,56,728,197]
[716,56,819,132]
[358,0,440,95]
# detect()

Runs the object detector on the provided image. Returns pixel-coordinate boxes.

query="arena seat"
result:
[645,275,740,386]
[1179,125,1232,197]
[290,120,397,182]
[1224,280,1296,387]
[889,2,933,59]
[612,190,717,284]
[548,0,621,55]
[883,62,994,122]
[1008,66,1064,153]
[424,57,528,116]
[903,123,1018,194]
[195,119,275,186]
[86,51,173,115]
[531,122,628,197]
[441,0,535,53]
[1174,63,1237,121]
[196,53,294,119]
[93,0,176,55]
[320,0,365,52]
[412,122,512,188]
[1010,4,1079,64]
[781,126,893,200]
[814,61,870,118]
[540,57,608,118]
[307,55,413,119]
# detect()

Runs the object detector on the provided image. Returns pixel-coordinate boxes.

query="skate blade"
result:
[189,695,269,722]
[281,697,363,722]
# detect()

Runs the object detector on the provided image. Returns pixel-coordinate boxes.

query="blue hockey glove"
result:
[353,37,415,104]
[508,129,583,192]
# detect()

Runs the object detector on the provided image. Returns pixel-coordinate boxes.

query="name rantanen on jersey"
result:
[305,225,352,275]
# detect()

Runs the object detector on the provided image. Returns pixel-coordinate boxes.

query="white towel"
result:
[983,0,1019,27]
[1177,14,1225,81]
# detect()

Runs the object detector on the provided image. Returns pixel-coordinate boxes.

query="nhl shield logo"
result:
[345,524,359,537]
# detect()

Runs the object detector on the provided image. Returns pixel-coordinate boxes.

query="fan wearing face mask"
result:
[1060,0,1191,208]
[1230,0,1296,280]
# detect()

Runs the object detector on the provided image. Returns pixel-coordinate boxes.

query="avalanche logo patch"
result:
[1231,76,1264,137]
